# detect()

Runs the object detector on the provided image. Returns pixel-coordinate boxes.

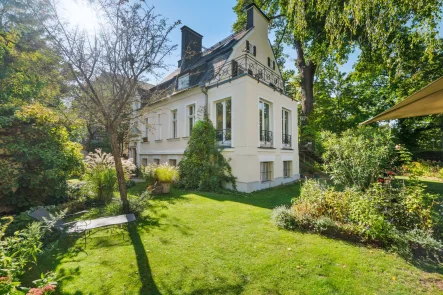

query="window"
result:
[272,61,276,70]
[260,162,273,182]
[169,159,177,167]
[178,74,189,90]
[142,158,148,166]
[283,161,292,178]
[259,100,272,145]
[156,114,162,140]
[267,57,271,67]
[187,104,195,135]
[282,109,291,147]
[246,40,250,52]
[171,110,178,138]
[153,158,160,165]
[253,45,256,56]
[215,99,232,145]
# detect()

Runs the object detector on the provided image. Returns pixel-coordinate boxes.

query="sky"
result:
[58,0,373,84]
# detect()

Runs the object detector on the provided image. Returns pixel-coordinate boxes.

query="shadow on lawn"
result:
[128,222,162,295]
[175,182,301,210]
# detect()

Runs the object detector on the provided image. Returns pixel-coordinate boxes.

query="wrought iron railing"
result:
[282,134,292,147]
[207,54,285,92]
[260,130,273,146]
[215,128,232,146]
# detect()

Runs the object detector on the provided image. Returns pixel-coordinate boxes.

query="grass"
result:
[21,182,443,295]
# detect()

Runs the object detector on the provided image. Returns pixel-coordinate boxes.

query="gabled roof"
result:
[139,27,251,105]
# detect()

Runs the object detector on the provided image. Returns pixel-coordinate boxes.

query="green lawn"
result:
[21,182,443,295]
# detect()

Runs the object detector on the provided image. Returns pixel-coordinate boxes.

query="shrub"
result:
[156,164,179,183]
[321,127,395,190]
[141,164,158,185]
[280,179,442,258]
[0,103,84,212]
[99,192,152,217]
[0,217,57,294]
[84,149,136,203]
[271,206,296,230]
[178,117,236,191]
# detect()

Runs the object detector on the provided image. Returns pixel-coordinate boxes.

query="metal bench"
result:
[28,207,136,247]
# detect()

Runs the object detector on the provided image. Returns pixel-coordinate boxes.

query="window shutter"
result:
[253,45,256,56]
[246,40,250,52]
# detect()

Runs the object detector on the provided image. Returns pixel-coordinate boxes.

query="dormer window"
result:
[178,74,189,90]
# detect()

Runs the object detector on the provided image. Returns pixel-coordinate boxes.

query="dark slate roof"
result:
[139,27,250,105]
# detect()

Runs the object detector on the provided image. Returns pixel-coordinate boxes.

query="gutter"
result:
[200,85,209,117]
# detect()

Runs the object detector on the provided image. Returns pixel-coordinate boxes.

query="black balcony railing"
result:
[207,54,285,92]
[282,134,292,147]
[215,128,232,146]
[260,130,273,146]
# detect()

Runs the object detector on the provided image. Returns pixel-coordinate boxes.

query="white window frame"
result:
[187,104,196,136]
[215,98,232,146]
[156,113,162,140]
[259,99,273,147]
[178,74,189,90]
[171,109,178,138]
[260,162,273,182]
[283,161,292,178]
[282,109,291,148]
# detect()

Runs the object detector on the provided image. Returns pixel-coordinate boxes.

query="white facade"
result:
[129,5,300,192]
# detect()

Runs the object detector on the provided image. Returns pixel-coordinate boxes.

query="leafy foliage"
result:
[140,164,158,186]
[0,216,57,294]
[178,117,236,191]
[84,149,135,203]
[321,127,395,190]
[276,179,442,259]
[0,103,84,212]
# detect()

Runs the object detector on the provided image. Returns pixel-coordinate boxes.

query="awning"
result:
[361,76,443,125]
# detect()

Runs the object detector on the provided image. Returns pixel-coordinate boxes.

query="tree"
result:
[35,0,179,211]
[178,117,236,191]
[233,0,442,118]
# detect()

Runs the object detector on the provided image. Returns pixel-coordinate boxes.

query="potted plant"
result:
[155,164,179,193]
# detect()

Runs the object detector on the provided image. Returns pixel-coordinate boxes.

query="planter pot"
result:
[161,182,171,194]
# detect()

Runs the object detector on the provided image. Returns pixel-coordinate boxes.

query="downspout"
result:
[200,85,209,118]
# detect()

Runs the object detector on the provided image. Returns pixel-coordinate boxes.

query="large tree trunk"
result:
[107,123,129,213]
[294,39,317,117]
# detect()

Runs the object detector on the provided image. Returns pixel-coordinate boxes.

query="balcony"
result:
[216,129,232,147]
[260,130,273,147]
[282,134,292,148]
[207,54,285,92]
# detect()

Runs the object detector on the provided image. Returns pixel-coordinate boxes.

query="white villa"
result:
[129,4,300,192]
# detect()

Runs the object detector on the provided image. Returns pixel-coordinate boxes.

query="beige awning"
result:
[361,76,443,125]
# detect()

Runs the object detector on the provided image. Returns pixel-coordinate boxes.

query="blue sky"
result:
[145,0,362,83]
[63,0,432,84]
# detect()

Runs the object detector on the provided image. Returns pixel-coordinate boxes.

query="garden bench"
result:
[28,207,136,247]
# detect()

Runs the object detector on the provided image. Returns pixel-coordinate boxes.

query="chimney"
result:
[180,26,203,69]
